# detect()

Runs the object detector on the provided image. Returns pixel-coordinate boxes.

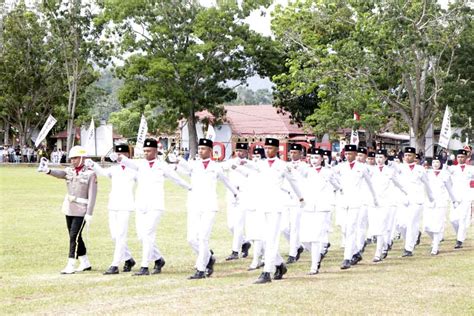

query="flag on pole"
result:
[438,106,452,148]
[84,118,96,156]
[34,115,57,147]
[206,124,216,141]
[350,111,360,146]
[134,114,148,157]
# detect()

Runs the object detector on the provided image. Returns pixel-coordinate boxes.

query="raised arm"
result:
[87,173,98,216]
[48,169,67,179]
[119,156,139,171]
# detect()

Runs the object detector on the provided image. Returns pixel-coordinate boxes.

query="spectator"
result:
[21,145,28,162]
[27,146,34,163]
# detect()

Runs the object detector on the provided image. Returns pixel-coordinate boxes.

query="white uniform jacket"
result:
[398,163,434,205]
[334,161,377,208]
[369,165,406,206]
[450,164,474,202]
[304,166,341,212]
[121,157,191,212]
[177,158,238,212]
[93,163,137,211]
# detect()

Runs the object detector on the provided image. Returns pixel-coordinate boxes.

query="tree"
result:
[227,86,273,105]
[100,0,273,155]
[0,2,65,146]
[271,0,472,151]
[41,0,106,154]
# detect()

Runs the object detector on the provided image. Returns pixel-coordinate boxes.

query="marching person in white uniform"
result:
[449,149,473,249]
[221,142,252,261]
[249,138,305,284]
[86,144,137,274]
[119,138,191,276]
[424,155,457,255]
[397,147,434,257]
[175,138,239,280]
[355,147,370,258]
[38,146,97,274]
[334,144,378,270]
[301,148,341,275]
[245,146,267,271]
[281,143,308,264]
[368,149,407,262]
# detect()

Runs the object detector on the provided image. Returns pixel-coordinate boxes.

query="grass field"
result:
[0,165,473,315]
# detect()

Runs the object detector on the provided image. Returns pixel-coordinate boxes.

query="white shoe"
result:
[61,258,76,274]
[75,255,92,272]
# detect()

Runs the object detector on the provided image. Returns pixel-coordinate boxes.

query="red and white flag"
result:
[351,111,360,145]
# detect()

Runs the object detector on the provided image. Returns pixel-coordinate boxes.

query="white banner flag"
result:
[438,106,452,148]
[206,124,216,141]
[135,114,148,156]
[350,129,359,146]
[84,118,96,156]
[34,115,57,147]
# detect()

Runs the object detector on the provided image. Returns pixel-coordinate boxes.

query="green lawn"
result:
[0,166,473,314]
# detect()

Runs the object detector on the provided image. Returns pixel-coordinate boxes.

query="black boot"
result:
[103,266,119,275]
[454,240,463,249]
[123,258,136,272]
[273,263,287,280]
[133,267,150,276]
[286,256,296,264]
[340,259,351,270]
[295,246,304,261]
[401,249,413,257]
[226,251,239,261]
[254,272,271,284]
[415,231,422,246]
[188,270,206,280]
[206,254,216,277]
[350,252,362,265]
[152,258,165,274]
[241,242,251,258]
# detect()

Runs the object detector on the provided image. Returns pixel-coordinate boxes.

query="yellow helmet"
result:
[69,146,87,158]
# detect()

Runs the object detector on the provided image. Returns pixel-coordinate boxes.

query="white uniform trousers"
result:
[246,209,266,269]
[356,205,369,252]
[136,210,163,267]
[386,205,398,245]
[281,206,303,257]
[109,210,133,266]
[263,212,284,273]
[450,201,471,242]
[227,201,247,252]
[397,204,422,252]
[187,210,216,272]
[343,208,360,260]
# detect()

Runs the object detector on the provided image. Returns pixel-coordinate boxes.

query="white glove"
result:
[299,198,306,209]
[452,201,459,209]
[167,153,178,163]
[84,159,95,168]
[84,214,93,224]
[109,152,118,162]
[37,157,50,173]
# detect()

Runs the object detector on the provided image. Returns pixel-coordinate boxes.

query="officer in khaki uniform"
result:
[38,145,97,274]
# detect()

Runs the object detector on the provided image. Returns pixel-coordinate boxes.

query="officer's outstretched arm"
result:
[48,169,67,179]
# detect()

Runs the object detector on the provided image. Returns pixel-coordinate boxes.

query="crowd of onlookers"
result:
[0,145,66,164]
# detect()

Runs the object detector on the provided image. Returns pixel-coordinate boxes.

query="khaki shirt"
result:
[49,166,97,216]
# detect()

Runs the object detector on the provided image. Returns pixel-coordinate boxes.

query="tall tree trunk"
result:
[187,107,198,157]
[4,120,10,145]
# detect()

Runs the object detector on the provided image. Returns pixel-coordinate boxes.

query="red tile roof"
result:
[196,105,308,137]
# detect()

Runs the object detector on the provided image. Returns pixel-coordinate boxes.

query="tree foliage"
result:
[271,0,472,150]
[0,2,65,146]
[99,0,273,155]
